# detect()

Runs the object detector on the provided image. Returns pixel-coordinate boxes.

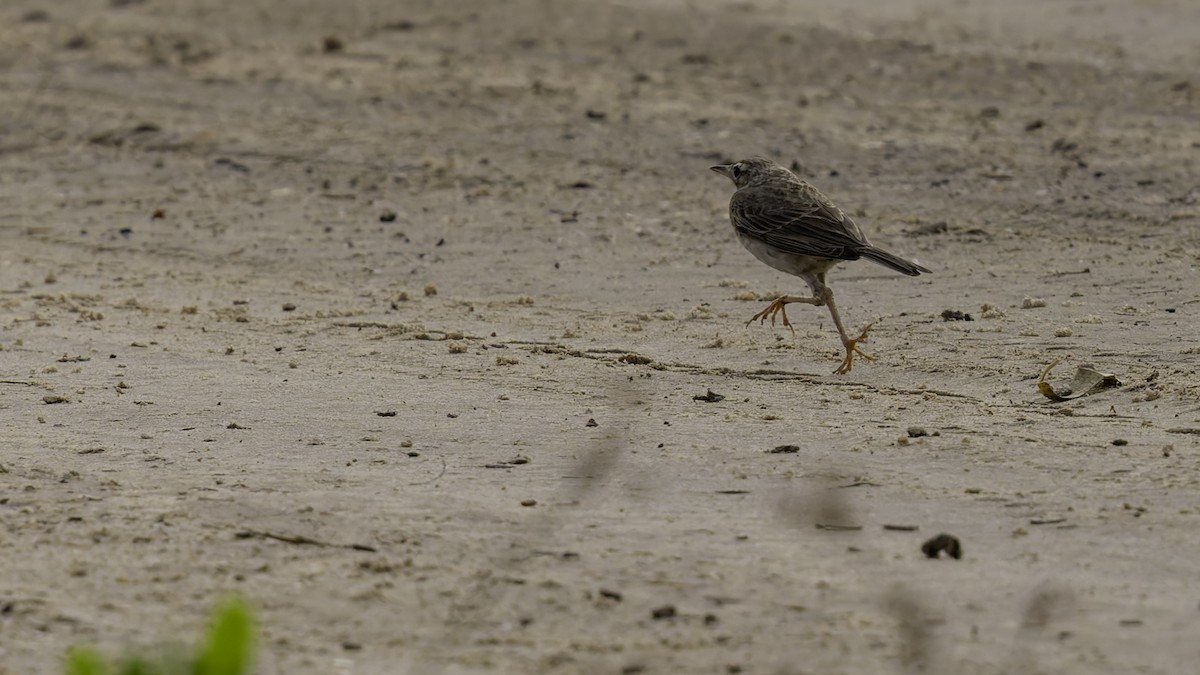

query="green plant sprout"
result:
[64,597,255,675]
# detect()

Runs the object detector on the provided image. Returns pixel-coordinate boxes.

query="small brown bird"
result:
[711,157,929,374]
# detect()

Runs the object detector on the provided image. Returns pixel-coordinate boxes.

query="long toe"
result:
[748,299,784,327]
[834,347,856,375]
[744,303,772,326]
[834,336,875,375]
[747,303,773,326]
[779,304,795,334]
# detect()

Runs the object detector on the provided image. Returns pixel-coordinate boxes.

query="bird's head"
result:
[709,157,790,188]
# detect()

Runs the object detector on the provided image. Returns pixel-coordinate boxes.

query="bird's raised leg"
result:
[746,295,824,334]
[821,289,875,375]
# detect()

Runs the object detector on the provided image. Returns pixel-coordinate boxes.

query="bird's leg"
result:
[746,295,824,334]
[821,288,875,375]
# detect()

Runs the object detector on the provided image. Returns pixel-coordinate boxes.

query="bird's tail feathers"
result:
[859,247,930,276]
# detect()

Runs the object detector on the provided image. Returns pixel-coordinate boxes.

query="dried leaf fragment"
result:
[1038,359,1121,401]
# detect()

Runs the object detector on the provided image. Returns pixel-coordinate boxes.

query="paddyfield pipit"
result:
[711,157,930,374]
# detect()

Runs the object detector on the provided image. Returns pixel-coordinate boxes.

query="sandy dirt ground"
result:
[2,0,1199,673]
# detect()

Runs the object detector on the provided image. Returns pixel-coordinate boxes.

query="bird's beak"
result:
[710,164,733,179]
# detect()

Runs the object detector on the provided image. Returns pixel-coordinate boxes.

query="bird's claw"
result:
[834,323,876,375]
[746,298,796,335]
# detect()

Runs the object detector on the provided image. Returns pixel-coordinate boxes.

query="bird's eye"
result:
[731,163,743,178]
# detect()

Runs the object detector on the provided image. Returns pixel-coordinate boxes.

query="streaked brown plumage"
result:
[711,157,929,374]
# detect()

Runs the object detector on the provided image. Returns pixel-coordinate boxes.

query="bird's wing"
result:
[730,184,868,260]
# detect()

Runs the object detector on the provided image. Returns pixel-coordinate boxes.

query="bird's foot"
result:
[834,323,876,375]
[746,297,795,334]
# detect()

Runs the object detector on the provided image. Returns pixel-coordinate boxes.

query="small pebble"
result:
[940,309,973,321]
[921,533,963,560]
[650,605,677,620]
[980,305,1006,319]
